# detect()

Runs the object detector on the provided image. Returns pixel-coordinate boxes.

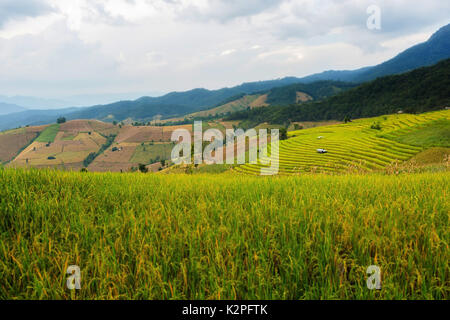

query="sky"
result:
[0,0,448,106]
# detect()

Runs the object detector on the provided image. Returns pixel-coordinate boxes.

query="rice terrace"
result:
[0,2,449,308]
[1,109,449,300]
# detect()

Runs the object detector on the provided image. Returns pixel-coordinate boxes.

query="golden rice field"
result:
[0,169,448,300]
[235,110,450,175]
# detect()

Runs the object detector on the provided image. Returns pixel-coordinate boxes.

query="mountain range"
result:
[0,23,449,131]
[0,102,27,116]
[299,23,450,83]
[226,58,450,127]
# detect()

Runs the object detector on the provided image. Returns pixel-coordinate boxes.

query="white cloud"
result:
[220,49,236,56]
[0,0,448,100]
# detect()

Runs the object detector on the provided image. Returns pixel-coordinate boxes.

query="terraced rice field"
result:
[0,126,46,163]
[7,121,110,169]
[235,110,450,175]
[1,170,448,299]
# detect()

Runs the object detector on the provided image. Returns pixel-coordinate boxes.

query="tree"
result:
[370,122,382,130]
[138,164,148,173]
[57,117,66,124]
[279,127,288,140]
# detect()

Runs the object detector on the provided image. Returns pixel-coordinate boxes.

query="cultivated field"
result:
[0,169,448,299]
[0,126,46,163]
[236,110,450,175]
[9,126,107,169]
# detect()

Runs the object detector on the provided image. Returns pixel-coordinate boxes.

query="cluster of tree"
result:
[83,134,117,167]
[136,159,167,174]
[57,117,66,124]
[155,113,229,127]
[264,81,356,106]
[225,59,450,126]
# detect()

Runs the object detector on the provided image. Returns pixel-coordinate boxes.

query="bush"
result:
[83,153,97,167]
[138,164,148,173]
[279,127,288,140]
[371,122,382,130]
[57,117,66,124]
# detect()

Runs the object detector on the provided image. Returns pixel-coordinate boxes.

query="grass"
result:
[35,124,60,143]
[382,119,450,148]
[0,168,448,300]
[407,147,450,165]
[131,143,175,164]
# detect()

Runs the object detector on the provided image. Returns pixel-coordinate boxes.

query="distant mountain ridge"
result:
[0,102,27,116]
[225,58,450,127]
[300,23,450,83]
[0,23,449,131]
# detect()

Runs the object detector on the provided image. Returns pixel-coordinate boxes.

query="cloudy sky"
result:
[0,0,448,104]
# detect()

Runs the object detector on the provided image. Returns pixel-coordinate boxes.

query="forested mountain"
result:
[264,81,356,105]
[225,58,450,127]
[299,23,450,83]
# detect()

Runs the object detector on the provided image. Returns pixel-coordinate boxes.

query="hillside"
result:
[226,58,450,127]
[187,94,268,118]
[3,109,448,175]
[5,119,220,172]
[264,81,356,105]
[0,78,311,131]
[300,23,450,83]
[169,81,356,121]
[0,125,47,164]
[235,110,449,175]
[0,102,27,115]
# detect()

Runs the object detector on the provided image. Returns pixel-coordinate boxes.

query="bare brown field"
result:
[249,94,268,107]
[60,120,119,137]
[290,120,342,130]
[296,91,313,103]
[0,126,46,163]
[189,94,268,118]
[9,123,107,168]
[116,125,192,143]
[148,162,163,172]
[115,126,165,143]
[219,121,240,130]
[88,142,138,172]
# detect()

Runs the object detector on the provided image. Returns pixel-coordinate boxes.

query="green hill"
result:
[226,58,450,127]
[235,110,450,176]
